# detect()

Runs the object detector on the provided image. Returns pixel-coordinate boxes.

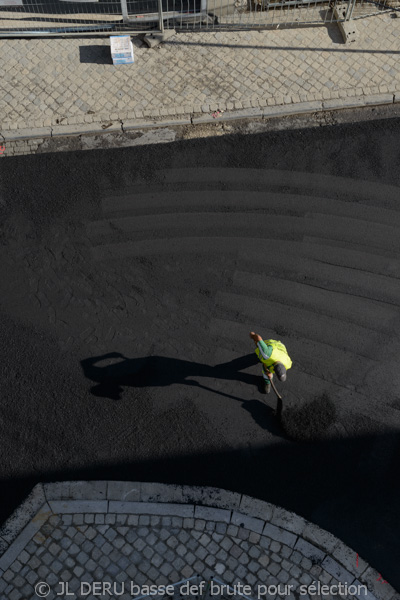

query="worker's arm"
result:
[250,332,273,364]
[249,331,263,346]
[257,339,273,360]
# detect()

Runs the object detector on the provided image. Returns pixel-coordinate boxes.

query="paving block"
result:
[194,506,231,523]
[322,97,366,110]
[263,523,297,548]
[264,101,323,120]
[271,507,306,535]
[192,107,264,125]
[122,119,165,130]
[363,94,394,106]
[123,118,190,130]
[239,495,274,521]
[49,501,108,514]
[231,511,264,534]
[108,502,194,517]
[302,523,339,554]
[2,128,52,142]
[322,555,355,584]
[45,481,107,501]
[294,537,326,563]
[140,483,183,503]
[331,541,368,576]
[181,485,241,509]
[107,482,141,502]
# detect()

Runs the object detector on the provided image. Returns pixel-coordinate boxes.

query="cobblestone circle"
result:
[0,483,397,600]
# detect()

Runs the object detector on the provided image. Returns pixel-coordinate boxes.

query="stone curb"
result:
[0,484,46,546]
[51,122,123,137]
[0,501,52,574]
[1,93,398,144]
[123,117,192,130]
[0,481,397,598]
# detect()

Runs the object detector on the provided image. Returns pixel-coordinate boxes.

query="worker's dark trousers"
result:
[262,366,273,383]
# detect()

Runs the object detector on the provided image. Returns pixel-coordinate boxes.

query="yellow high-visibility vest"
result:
[255,339,292,371]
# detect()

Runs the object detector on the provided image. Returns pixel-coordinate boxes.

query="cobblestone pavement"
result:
[0,483,398,600]
[0,514,359,600]
[0,12,399,139]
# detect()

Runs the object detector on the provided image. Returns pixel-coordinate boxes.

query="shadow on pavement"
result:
[81,351,284,433]
[79,45,114,65]
[81,351,263,400]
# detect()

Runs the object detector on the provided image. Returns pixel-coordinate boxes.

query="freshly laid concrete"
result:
[0,483,397,600]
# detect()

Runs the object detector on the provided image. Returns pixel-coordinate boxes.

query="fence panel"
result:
[0,0,163,35]
[0,0,392,36]
[167,0,354,30]
[348,0,399,19]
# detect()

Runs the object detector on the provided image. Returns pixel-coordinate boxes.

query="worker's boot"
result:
[263,380,271,394]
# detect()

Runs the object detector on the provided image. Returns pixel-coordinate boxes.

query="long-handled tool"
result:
[266,369,283,418]
[271,380,283,418]
[270,378,281,399]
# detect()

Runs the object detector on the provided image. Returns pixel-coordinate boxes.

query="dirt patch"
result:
[281,394,337,441]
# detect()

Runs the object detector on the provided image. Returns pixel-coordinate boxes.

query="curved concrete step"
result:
[106,167,400,210]
[211,297,384,361]
[91,236,244,261]
[267,240,400,279]
[231,270,399,334]
[100,190,400,229]
[238,245,400,307]
[87,215,400,263]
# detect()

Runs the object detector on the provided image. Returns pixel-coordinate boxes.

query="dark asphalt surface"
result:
[0,111,400,587]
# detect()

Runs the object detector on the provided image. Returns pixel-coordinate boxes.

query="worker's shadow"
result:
[80,352,281,427]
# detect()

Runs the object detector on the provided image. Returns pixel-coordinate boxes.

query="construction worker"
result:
[249,332,292,394]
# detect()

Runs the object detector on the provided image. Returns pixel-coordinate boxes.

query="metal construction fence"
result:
[0,0,397,36]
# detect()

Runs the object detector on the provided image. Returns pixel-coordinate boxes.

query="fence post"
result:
[158,0,165,33]
[344,0,356,21]
[120,0,130,23]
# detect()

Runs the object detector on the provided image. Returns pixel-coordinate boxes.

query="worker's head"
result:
[274,362,287,382]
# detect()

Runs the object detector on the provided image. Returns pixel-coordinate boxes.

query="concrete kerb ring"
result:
[0,481,397,598]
